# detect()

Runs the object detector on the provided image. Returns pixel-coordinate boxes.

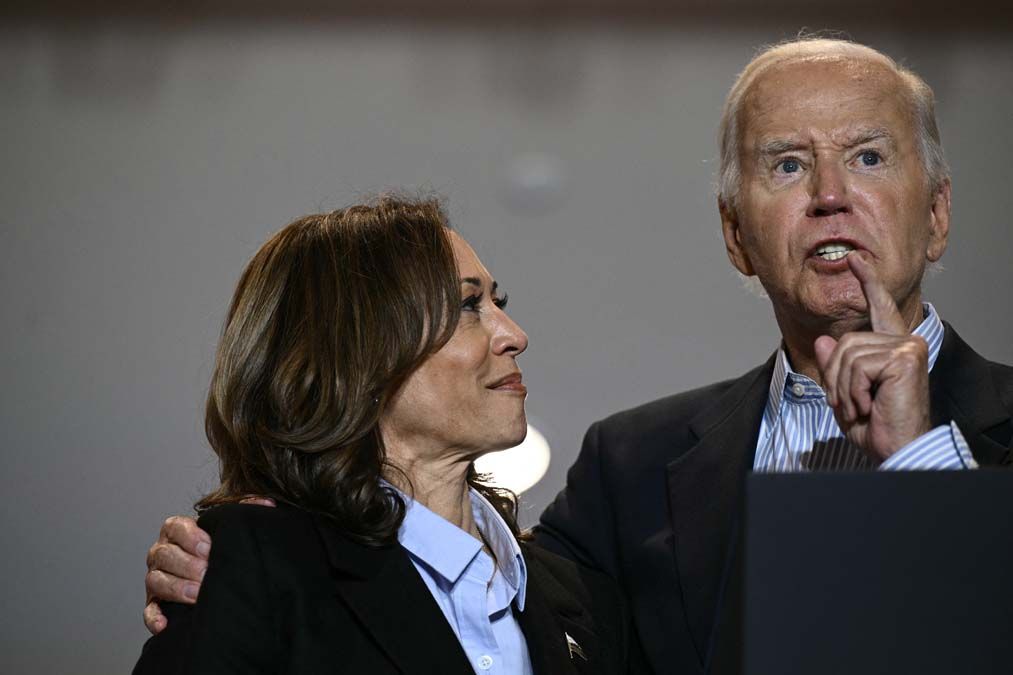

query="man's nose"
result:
[806,159,851,218]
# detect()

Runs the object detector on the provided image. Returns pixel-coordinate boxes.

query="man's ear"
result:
[720,198,756,276]
[926,178,951,263]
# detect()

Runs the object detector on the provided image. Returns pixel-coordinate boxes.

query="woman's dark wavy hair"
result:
[196,195,520,545]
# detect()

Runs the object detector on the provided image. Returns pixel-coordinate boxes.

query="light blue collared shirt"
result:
[754,303,977,472]
[397,488,533,675]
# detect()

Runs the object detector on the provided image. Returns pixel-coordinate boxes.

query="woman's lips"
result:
[488,373,526,395]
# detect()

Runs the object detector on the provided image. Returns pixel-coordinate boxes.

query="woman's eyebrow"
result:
[460,277,499,293]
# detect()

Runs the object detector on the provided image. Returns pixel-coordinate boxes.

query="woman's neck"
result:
[386,453,481,541]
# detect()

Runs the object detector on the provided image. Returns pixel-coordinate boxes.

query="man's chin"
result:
[817,297,879,334]
[785,293,871,337]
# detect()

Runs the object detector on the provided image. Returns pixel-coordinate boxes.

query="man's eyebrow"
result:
[756,138,808,157]
[460,277,499,293]
[756,128,897,157]
[842,127,894,148]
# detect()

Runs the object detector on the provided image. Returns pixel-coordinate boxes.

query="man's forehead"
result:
[748,57,901,105]
[740,57,913,143]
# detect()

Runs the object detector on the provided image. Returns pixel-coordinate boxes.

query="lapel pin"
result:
[565,632,587,661]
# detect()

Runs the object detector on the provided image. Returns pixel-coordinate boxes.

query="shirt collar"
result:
[470,489,527,611]
[764,302,945,422]
[394,484,527,610]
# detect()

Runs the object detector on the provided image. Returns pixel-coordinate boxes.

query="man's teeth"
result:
[814,243,855,261]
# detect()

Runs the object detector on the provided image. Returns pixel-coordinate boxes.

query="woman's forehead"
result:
[449,231,492,282]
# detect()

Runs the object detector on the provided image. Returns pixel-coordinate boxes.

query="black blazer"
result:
[134,502,637,675]
[535,323,1013,675]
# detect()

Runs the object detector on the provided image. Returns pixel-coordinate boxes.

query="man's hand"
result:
[143,497,275,634]
[814,252,932,463]
[144,515,209,634]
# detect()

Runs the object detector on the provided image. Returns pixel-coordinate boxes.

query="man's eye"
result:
[493,294,509,310]
[860,150,882,166]
[776,158,801,174]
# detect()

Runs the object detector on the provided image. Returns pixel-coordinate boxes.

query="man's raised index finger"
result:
[847,251,906,335]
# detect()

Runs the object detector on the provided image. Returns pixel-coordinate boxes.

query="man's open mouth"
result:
[813,242,855,262]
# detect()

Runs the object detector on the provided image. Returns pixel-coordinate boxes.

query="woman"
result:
[133,196,634,674]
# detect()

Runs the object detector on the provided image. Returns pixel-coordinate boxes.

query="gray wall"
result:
[2,22,1011,674]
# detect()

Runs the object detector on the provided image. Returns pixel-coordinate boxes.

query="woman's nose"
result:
[491,311,528,356]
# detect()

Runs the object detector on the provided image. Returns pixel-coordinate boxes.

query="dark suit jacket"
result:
[534,323,1013,675]
[134,501,636,675]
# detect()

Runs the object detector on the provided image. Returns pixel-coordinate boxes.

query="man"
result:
[143,38,1013,674]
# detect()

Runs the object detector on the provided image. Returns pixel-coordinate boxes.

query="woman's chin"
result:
[505,417,529,446]
[475,423,528,456]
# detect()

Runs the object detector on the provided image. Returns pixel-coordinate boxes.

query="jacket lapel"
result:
[661,323,1011,672]
[311,515,475,675]
[930,323,1012,465]
[517,546,594,675]
[666,355,775,669]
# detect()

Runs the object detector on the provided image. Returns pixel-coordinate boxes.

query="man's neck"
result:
[776,294,925,386]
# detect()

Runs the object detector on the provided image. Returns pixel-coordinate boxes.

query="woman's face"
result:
[381,231,529,461]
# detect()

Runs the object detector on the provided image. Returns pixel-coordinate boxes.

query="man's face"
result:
[721,57,951,333]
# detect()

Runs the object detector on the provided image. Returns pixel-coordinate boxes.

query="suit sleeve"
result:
[532,421,622,579]
[132,505,280,675]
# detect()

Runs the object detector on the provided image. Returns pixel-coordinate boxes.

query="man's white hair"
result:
[716,37,950,213]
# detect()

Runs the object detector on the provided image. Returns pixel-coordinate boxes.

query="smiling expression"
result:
[721,56,951,335]
[380,231,529,461]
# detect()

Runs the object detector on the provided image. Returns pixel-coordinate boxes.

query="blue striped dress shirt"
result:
[754,303,977,472]
[397,488,533,675]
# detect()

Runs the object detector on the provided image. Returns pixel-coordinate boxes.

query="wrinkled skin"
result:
[720,55,950,460]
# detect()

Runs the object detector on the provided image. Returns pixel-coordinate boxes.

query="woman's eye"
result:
[859,150,882,167]
[462,292,508,312]
[776,158,801,174]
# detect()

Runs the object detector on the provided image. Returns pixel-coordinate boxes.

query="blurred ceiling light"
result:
[474,423,551,495]
[500,151,568,215]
